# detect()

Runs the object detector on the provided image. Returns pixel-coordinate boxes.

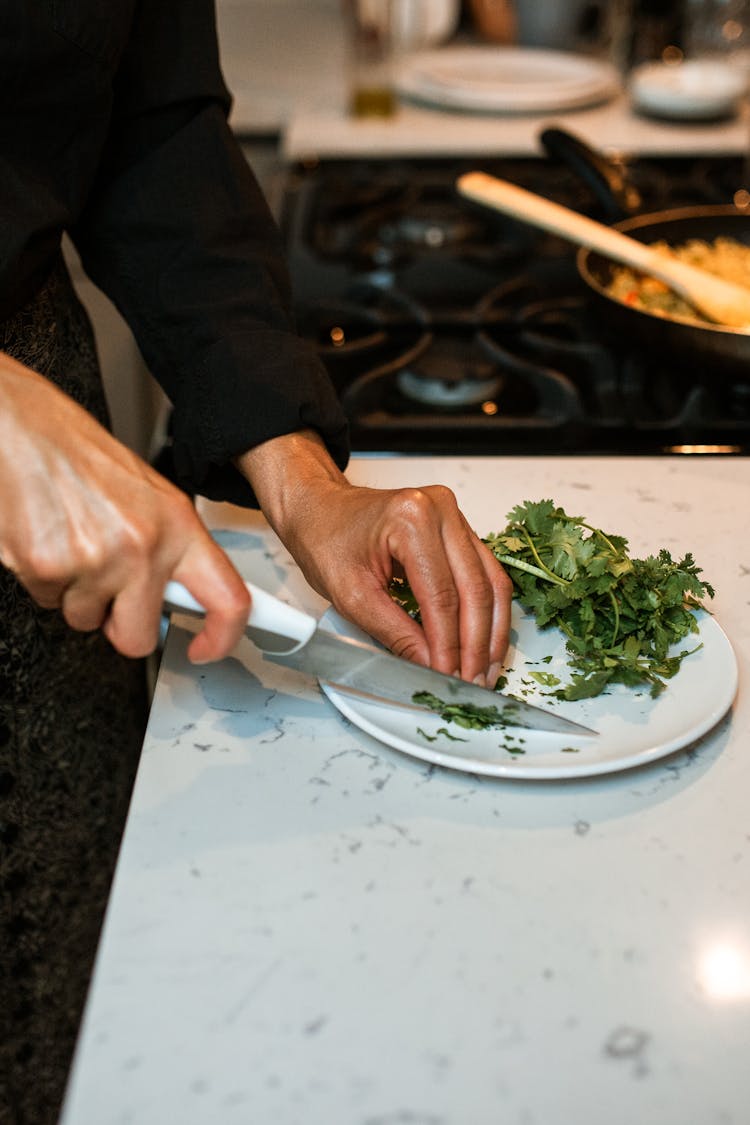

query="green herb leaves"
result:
[483,499,713,700]
[389,498,714,730]
[412,691,521,730]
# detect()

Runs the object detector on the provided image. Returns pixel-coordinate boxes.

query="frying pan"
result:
[540,127,750,377]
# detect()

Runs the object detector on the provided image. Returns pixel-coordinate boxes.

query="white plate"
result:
[630,59,748,120]
[395,46,621,114]
[320,606,737,780]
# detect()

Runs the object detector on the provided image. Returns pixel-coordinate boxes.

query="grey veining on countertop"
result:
[61,457,750,1125]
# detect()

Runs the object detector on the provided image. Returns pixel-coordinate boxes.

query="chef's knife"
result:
[163,580,597,736]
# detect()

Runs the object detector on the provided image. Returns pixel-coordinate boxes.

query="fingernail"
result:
[473,673,487,689]
[487,663,503,689]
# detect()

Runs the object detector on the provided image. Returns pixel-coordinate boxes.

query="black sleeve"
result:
[72,0,349,506]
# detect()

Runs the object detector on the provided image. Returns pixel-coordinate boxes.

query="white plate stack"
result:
[394,46,622,114]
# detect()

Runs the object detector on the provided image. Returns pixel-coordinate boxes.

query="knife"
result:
[163,580,597,737]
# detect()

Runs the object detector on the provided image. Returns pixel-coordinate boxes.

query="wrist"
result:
[234,429,349,537]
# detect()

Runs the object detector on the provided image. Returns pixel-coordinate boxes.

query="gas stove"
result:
[280,153,750,456]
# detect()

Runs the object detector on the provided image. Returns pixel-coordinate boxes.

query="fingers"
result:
[100,578,170,658]
[353,582,432,670]
[10,519,250,663]
[3,550,113,624]
[384,486,511,685]
[61,584,112,633]
[19,541,250,663]
[169,540,251,664]
[0,357,251,663]
[478,538,513,685]
[324,484,512,686]
[4,499,250,663]
[98,535,251,662]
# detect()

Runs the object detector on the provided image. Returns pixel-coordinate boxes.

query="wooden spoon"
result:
[457,171,750,330]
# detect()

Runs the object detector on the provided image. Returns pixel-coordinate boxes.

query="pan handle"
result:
[539,127,643,223]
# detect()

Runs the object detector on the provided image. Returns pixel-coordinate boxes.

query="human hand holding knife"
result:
[164,579,597,737]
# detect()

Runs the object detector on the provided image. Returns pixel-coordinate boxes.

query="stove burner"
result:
[327,283,585,447]
[374,199,489,260]
[396,371,499,408]
[396,347,503,408]
[284,154,750,455]
[291,165,535,274]
[294,284,429,392]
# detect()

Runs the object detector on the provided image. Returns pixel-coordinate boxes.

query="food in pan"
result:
[606,236,750,325]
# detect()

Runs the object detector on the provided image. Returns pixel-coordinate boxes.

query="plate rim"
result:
[319,609,738,780]
[395,45,621,113]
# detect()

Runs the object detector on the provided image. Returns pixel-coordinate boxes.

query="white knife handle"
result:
[163,579,317,653]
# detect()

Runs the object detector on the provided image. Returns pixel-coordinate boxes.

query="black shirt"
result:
[0,0,349,504]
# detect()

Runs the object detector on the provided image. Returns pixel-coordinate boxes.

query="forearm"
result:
[235,428,349,536]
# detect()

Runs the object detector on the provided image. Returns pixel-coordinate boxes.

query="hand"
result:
[236,431,512,686]
[0,352,250,663]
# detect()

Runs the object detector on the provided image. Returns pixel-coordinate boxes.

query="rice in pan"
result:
[606,237,750,325]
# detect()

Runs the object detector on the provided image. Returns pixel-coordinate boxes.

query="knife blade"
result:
[163,580,597,737]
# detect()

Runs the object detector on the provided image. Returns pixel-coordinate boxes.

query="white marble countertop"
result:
[282,93,750,161]
[61,455,750,1125]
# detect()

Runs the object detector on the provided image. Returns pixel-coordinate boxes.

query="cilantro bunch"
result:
[483,499,714,700]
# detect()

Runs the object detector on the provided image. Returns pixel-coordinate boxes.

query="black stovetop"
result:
[280,153,750,456]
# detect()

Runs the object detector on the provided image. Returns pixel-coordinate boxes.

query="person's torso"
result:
[0,1,136,316]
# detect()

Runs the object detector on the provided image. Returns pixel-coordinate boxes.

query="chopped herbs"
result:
[437,727,469,742]
[416,725,469,744]
[483,498,713,700]
[528,670,561,688]
[416,727,437,742]
[413,690,521,730]
[391,498,714,736]
[390,576,422,622]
